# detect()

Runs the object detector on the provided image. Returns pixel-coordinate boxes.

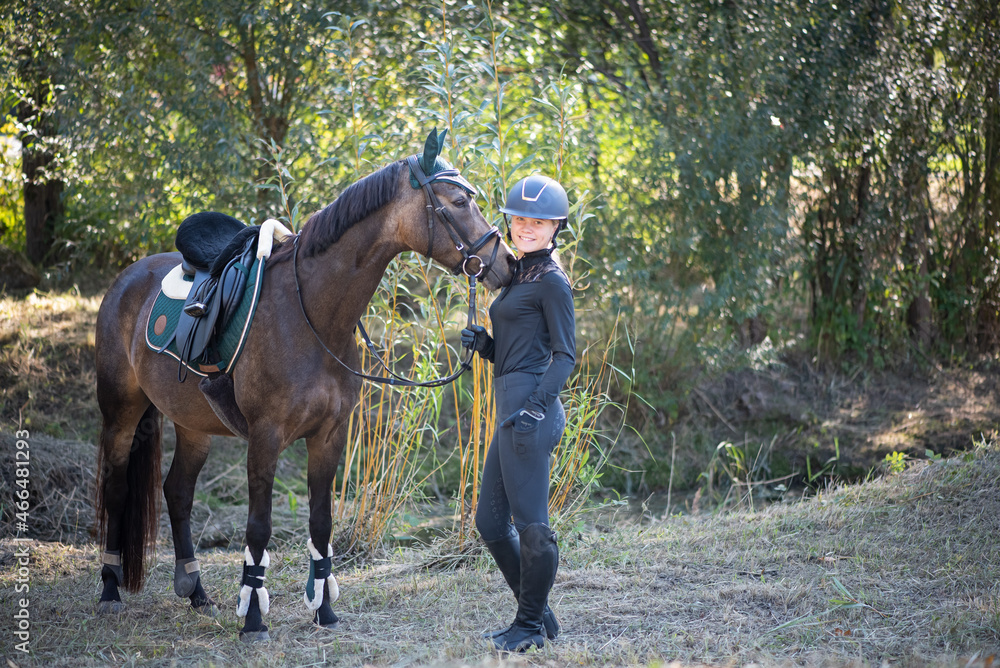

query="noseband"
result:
[292,157,503,388]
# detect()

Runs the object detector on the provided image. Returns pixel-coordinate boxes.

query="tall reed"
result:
[549,316,631,527]
[267,4,621,554]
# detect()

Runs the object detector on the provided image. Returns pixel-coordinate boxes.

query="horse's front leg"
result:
[163,424,218,616]
[238,428,281,643]
[303,424,349,629]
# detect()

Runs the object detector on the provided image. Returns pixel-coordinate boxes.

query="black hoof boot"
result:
[239,626,270,643]
[97,562,125,614]
[192,595,219,618]
[310,579,339,629]
[189,579,219,617]
[96,600,125,614]
[239,590,270,643]
[313,602,339,629]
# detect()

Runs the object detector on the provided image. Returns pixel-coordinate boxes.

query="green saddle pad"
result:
[145,258,263,377]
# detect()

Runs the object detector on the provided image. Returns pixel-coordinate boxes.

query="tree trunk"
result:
[17,36,63,266]
[21,142,63,266]
[976,1,1000,351]
[902,86,933,349]
[847,149,873,332]
[904,204,932,349]
[238,21,291,214]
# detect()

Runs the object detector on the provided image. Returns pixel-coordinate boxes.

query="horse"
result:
[93,130,515,641]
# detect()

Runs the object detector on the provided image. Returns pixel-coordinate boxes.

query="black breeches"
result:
[475,371,566,541]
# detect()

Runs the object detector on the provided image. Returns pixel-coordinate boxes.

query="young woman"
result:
[461,174,576,652]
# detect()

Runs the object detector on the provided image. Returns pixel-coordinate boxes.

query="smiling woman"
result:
[460,173,575,653]
[509,216,560,255]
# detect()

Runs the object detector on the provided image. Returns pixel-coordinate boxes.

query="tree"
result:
[4,0,65,265]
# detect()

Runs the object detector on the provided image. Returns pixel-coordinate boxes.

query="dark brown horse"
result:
[93,133,514,641]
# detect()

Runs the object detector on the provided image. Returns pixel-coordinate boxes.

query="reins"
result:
[292,157,503,388]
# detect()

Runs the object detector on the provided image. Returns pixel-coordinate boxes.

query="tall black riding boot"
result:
[482,527,560,640]
[491,523,558,652]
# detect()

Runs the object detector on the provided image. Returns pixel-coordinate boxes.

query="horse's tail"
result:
[96,403,162,592]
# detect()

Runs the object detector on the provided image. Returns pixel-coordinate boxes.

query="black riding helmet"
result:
[500,175,569,248]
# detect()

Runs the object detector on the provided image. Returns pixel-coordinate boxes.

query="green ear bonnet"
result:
[408,128,477,196]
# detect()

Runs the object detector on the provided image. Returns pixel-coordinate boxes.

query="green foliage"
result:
[0,121,22,250]
[883,451,908,475]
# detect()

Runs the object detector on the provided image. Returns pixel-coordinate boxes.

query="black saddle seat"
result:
[176,211,258,275]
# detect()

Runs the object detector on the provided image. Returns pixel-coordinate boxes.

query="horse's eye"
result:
[452,197,467,208]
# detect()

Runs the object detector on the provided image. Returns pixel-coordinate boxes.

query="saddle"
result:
[162,212,260,381]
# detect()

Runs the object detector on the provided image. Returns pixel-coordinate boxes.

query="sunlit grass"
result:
[0,290,102,439]
[2,436,997,667]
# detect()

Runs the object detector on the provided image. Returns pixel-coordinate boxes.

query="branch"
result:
[152,11,241,54]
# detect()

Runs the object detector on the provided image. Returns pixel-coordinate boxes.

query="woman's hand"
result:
[500,408,545,431]
[461,324,491,353]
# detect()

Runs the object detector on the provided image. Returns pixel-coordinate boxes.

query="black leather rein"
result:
[292,157,503,388]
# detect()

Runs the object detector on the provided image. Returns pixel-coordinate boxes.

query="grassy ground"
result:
[1,436,997,667]
[0,288,101,442]
[2,282,999,667]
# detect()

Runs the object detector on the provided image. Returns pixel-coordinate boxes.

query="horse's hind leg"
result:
[95,383,162,614]
[163,424,218,616]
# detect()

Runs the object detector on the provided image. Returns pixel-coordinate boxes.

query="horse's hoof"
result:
[193,602,219,618]
[97,600,126,614]
[313,610,339,630]
[239,628,270,643]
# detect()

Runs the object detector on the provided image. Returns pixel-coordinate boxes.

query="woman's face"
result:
[510,216,559,255]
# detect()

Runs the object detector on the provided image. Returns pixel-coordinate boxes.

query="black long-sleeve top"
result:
[479,248,576,413]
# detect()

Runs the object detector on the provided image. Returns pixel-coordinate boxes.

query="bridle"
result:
[405,155,502,278]
[293,156,504,387]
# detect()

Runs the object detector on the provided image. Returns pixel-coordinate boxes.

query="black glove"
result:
[500,408,545,431]
[461,324,490,353]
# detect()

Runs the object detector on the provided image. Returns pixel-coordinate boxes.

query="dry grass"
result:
[2,283,999,667]
[1,439,997,667]
[0,289,102,441]
[0,435,95,544]
[637,356,1000,496]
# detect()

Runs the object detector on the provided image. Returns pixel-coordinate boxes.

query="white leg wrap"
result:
[304,538,340,611]
[237,546,270,617]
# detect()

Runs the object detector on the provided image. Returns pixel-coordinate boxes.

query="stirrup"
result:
[183,302,208,317]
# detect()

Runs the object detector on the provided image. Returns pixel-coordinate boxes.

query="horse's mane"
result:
[294,160,407,258]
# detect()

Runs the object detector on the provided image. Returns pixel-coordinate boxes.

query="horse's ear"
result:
[421,128,440,173]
